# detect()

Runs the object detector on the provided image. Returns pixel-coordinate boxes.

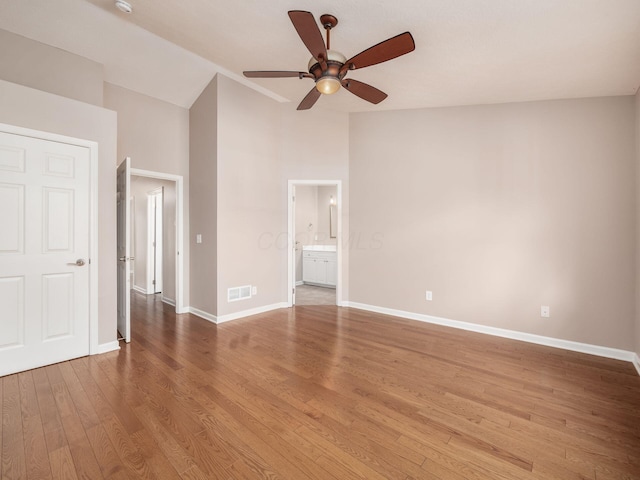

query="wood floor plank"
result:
[18,371,53,480]
[2,375,27,480]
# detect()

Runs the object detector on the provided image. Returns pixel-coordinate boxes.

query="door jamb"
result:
[147,188,163,294]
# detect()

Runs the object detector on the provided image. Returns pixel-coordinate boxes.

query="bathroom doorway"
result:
[287,180,342,306]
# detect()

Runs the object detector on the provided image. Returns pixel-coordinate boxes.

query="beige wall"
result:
[636,88,640,358]
[350,96,636,351]
[130,176,176,302]
[295,185,318,283]
[216,74,281,315]
[0,29,103,106]
[104,82,190,307]
[0,79,117,345]
[317,185,338,245]
[189,76,218,315]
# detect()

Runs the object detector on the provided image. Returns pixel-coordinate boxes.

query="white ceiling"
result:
[1,0,639,112]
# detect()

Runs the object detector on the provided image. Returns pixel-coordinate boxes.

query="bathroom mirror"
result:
[330,204,337,238]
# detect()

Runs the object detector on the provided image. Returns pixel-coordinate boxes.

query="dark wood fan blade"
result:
[341,32,415,74]
[297,87,322,110]
[342,79,388,104]
[288,10,327,61]
[243,71,307,78]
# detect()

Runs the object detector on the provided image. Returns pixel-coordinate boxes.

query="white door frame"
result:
[0,122,100,355]
[130,168,186,313]
[147,188,163,294]
[287,180,342,307]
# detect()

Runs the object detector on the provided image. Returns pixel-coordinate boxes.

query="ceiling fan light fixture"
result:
[115,0,132,13]
[316,76,341,95]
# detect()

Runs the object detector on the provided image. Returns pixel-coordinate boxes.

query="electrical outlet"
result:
[426,290,433,301]
[252,286,257,295]
[541,305,550,318]
[196,234,202,244]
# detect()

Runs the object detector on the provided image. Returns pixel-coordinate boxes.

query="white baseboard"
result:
[95,340,120,355]
[217,302,289,324]
[187,302,289,325]
[296,280,304,286]
[345,302,638,369]
[162,296,176,307]
[633,353,640,376]
[132,285,147,295]
[188,306,217,324]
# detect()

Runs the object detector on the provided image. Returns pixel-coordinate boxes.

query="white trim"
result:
[633,353,640,376]
[132,285,147,295]
[97,341,121,354]
[188,302,288,325]
[162,296,176,307]
[146,189,163,294]
[189,306,217,324]
[296,280,304,286]
[287,180,343,308]
[0,123,101,356]
[217,303,288,324]
[130,168,186,313]
[345,302,638,365]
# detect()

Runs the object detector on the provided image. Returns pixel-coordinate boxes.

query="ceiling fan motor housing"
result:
[308,50,347,82]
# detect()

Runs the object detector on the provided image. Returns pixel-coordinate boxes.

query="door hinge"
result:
[152,280,156,285]
[292,287,295,295]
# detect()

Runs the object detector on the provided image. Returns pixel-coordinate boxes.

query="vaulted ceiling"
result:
[1,0,639,112]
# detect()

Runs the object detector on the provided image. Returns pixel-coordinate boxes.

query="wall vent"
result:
[228,285,252,302]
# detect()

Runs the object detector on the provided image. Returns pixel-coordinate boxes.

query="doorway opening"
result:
[130,175,178,304]
[117,164,185,343]
[287,180,342,306]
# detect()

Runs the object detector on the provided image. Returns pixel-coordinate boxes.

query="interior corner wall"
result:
[0,29,104,106]
[635,88,640,359]
[189,76,218,316]
[103,82,190,307]
[213,74,350,316]
[350,96,636,351]
[216,74,281,316]
[0,79,117,346]
[316,185,338,246]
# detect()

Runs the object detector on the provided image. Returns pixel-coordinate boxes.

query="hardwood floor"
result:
[2,293,640,480]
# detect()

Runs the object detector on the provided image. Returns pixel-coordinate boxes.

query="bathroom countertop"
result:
[302,245,337,252]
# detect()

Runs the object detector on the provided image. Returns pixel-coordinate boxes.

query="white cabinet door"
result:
[315,260,328,285]
[302,257,316,283]
[326,259,337,286]
[0,131,90,377]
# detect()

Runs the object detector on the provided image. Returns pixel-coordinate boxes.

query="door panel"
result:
[42,273,74,340]
[116,157,131,343]
[0,183,24,253]
[43,187,74,252]
[0,276,24,349]
[0,131,90,377]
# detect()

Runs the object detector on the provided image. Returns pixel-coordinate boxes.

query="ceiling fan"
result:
[243,11,415,110]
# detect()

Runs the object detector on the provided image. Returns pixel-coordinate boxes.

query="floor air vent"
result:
[228,285,252,302]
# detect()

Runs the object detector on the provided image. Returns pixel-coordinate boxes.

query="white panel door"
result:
[116,157,131,343]
[0,131,90,377]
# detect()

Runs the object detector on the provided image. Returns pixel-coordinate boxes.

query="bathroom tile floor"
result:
[295,284,336,305]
